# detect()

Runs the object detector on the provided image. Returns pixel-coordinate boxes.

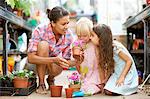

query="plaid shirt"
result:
[28,23,74,60]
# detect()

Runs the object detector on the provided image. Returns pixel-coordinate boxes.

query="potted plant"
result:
[12,69,35,88]
[67,72,81,92]
[72,40,84,59]
[0,75,13,87]
[0,75,14,96]
[5,0,31,16]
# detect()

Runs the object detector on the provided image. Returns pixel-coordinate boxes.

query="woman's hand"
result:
[53,57,69,69]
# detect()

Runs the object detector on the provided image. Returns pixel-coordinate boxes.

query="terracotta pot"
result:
[65,88,73,98]
[72,46,82,59]
[50,85,63,97]
[69,84,81,92]
[13,77,28,88]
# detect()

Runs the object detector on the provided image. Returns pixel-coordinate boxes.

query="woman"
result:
[28,6,81,94]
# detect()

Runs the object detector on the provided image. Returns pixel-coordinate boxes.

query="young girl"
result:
[72,17,101,95]
[90,24,138,95]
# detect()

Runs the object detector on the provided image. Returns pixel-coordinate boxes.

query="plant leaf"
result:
[5,0,15,9]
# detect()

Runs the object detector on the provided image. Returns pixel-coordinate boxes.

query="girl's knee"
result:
[104,89,113,95]
[104,89,120,96]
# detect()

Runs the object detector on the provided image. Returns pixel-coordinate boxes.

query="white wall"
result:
[97,0,145,35]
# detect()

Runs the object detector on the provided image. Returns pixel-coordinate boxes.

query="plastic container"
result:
[50,85,63,97]
[65,88,73,98]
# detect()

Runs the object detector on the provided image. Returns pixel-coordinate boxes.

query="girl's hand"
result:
[116,76,125,87]
[74,49,84,64]
[54,57,69,69]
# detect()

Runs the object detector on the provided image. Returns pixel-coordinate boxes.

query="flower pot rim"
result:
[50,85,63,88]
[65,87,73,89]
[14,77,29,79]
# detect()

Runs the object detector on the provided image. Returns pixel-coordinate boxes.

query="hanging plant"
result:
[5,0,31,16]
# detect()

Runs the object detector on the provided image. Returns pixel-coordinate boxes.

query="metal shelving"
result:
[0,6,32,31]
[124,5,150,79]
[124,5,150,28]
[0,6,32,75]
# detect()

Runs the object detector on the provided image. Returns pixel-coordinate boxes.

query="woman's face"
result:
[90,31,99,46]
[52,15,70,35]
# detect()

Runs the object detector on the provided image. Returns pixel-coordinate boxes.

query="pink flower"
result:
[73,40,84,47]
[67,72,81,85]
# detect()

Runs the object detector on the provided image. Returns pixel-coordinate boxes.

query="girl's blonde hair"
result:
[76,17,93,37]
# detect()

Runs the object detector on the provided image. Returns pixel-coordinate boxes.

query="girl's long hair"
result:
[93,24,114,77]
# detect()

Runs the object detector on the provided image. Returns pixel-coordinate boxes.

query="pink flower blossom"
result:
[73,40,84,47]
[67,72,81,85]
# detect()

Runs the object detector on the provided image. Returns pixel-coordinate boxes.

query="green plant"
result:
[0,75,14,87]
[12,69,34,78]
[5,0,31,16]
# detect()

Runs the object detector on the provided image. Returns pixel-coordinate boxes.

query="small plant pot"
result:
[69,84,81,92]
[13,77,28,88]
[72,46,82,59]
[65,88,73,98]
[50,85,63,97]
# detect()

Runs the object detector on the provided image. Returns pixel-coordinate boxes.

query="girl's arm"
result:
[99,66,105,84]
[98,66,105,93]
[116,51,132,86]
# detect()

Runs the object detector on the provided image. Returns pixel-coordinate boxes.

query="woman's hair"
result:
[76,17,93,37]
[47,6,69,23]
[93,24,114,76]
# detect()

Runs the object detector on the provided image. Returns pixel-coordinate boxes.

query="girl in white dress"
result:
[90,24,138,95]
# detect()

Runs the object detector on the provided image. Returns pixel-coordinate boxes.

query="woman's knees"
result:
[48,63,63,77]
[37,41,49,56]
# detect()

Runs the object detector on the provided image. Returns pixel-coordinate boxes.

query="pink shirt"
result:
[28,23,74,59]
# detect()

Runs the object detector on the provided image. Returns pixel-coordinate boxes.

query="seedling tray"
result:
[14,83,37,96]
[0,83,37,96]
[0,87,14,96]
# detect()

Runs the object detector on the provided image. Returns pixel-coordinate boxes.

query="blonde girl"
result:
[72,17,101,95]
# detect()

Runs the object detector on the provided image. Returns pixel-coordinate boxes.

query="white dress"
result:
[104,41,138,95]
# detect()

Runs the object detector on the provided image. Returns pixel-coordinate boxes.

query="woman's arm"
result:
[116,51,132,86]
[28,52,69,68]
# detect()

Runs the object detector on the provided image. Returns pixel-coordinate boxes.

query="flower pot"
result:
[65,88,73,98]
[69,84,81,92]
[50,85,63,97]
[72,46,82,59]
[13,77,28,88]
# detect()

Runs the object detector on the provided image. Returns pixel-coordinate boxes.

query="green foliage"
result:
[5,0,31,16]
[12,69,34,78]
[0,75,13,81]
